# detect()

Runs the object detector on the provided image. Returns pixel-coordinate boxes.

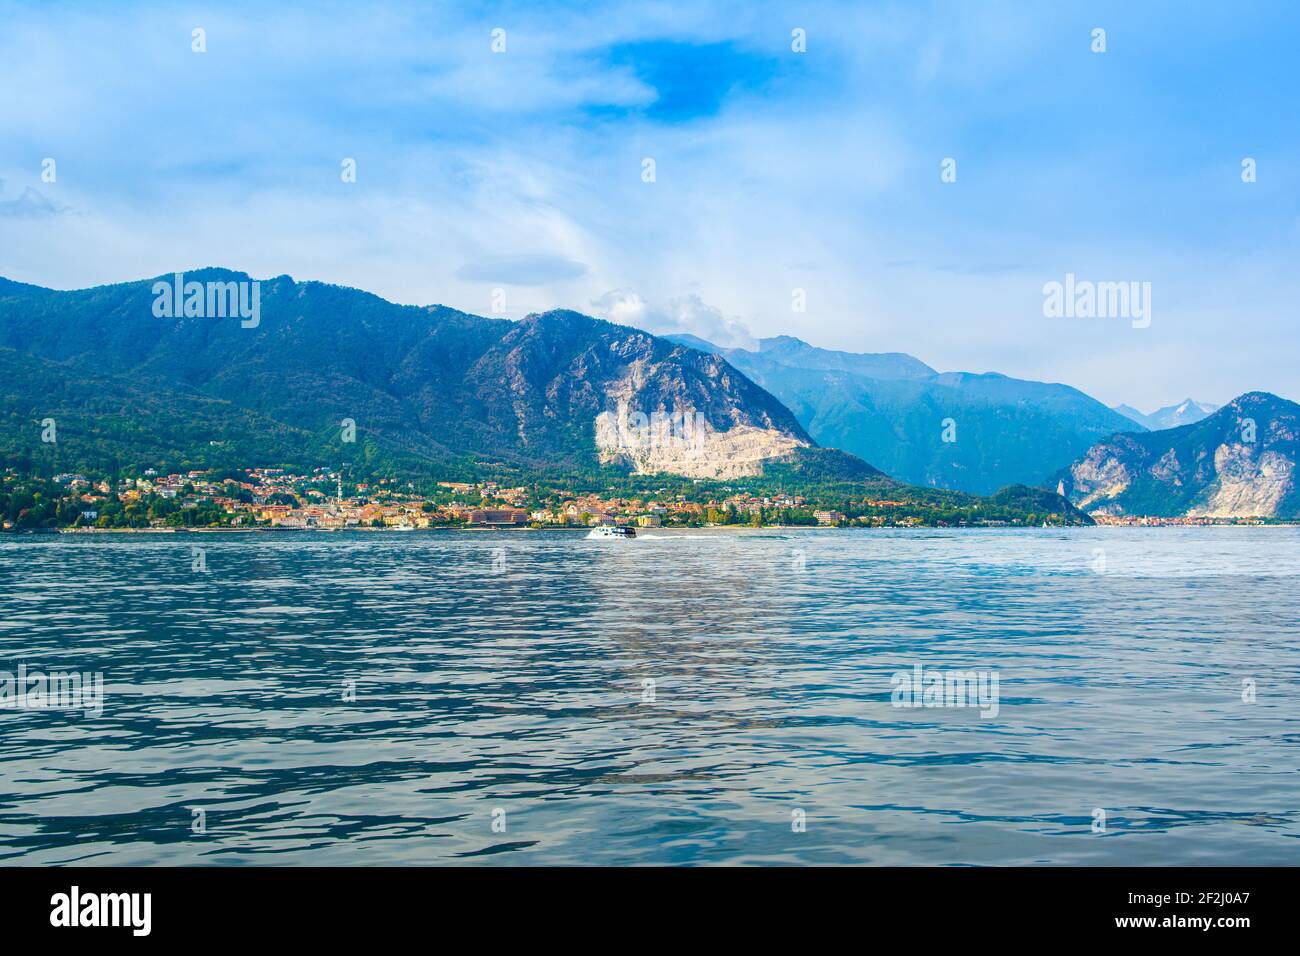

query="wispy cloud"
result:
[591,289,756,348]
[0,180,63,219]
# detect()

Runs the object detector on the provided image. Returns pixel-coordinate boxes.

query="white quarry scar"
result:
[593,409,807,479]
[1187,446,1293,518]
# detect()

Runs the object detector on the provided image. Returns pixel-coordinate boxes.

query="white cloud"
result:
[591,289,756,349]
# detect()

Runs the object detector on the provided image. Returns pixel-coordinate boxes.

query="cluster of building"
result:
[53,468,229,523]
[720,491,809,513]
[30,469,1287,531]
[48,470,833,530]
[1089,513,1268,526]
[41,467,1016,531]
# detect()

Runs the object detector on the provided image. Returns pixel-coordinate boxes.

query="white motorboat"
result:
[588,525,636,539]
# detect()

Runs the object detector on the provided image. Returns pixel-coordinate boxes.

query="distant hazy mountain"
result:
[750,335,937,380]
[1111,404,1151,427]
[1112,398,1219,431]
[671,334,1140,495]
[0,270,823,481]
[1059,392,1300,517]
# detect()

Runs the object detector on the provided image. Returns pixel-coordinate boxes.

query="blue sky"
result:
[1,0,1297,408]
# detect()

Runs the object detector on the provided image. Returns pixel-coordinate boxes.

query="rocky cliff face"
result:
[1187,446,1294,517]
[1058,392,1300,517]
[593,407,806,478]
[469,310,814,477]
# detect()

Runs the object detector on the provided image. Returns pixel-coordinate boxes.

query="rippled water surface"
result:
[1,527,1298,865]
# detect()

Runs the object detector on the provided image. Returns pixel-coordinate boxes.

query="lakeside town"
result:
[2,466,1287,532]
[6,467,848,531]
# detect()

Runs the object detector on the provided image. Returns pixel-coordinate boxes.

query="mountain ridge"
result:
[0,269,1107,524]
[1058,392,1300,518]
[670,332,1143,494]
[1112,398,1219,431]
[0,270,826,482]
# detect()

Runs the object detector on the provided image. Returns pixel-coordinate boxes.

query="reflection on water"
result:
[1,527,1297,865]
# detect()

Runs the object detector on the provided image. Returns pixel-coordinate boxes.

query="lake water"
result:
[1,527,1297,866]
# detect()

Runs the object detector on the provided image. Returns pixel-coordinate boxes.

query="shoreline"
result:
[3,521,1294,536]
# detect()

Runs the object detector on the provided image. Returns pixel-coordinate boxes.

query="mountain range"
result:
[4,269,1291,521]
[0,270,829,483]
[1112,399,1219,431]
[1057,392,1300,518]
[0,269,1097,523]
[670,333,1141,495]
